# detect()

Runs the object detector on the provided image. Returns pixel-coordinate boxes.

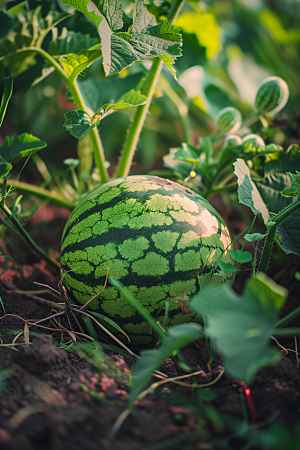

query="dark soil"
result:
[1,208,300,450]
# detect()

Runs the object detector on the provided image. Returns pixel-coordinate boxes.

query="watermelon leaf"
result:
[229,250,252,264]
[0,134,47,162]
[59,49,102,77]
[61,0,182,77]
[0,161,12,180]
[281,171,300,198]
[64,90,147,138]
[189,273,287,383]
[129,323,203,407]
[277,209,300,256]
[234,158,270,222]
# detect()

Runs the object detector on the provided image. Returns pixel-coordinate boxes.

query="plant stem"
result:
[274,305,300,329]
[114,57,164,179]
[0,202,60,270]
[3,179,74,210]
[258,199,300,273]
[272,327,300,337]
[114,0,185,179]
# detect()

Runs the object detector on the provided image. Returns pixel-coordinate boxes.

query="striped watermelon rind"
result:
[255,76,289,115]
[216,107,242,134]
[60,176,236,347]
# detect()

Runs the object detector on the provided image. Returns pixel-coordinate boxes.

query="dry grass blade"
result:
[7,404,49,430]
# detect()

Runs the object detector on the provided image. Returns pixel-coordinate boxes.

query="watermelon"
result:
[254,76,289,115]
[60,175,235,347]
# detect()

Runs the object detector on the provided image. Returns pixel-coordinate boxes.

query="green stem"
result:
[3,179,74,210]
[258,199,300,273]
[114,0,185,179]
[0,201,60,271]
[114,57,164,179]
[209,182,238,195]
[272,327,300,337]
[275,305,300,329]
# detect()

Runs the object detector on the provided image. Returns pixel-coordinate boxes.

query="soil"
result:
[0,206,300,450]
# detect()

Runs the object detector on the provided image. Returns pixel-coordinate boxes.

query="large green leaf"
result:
[48,29,99,56]
[129,323,203,407]
[234,158,270,222]
[61,0,182,76]
[277,209,300,256]
[0,134,47,162]
[189,273,287,383]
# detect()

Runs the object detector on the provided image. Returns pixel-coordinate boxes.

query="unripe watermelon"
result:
[255,76,289,115]
[216,107,242,134]
[60,176,235,347]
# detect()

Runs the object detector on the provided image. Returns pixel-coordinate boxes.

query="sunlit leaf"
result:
[59,49,102,76]
[189,274,287,382]
[61,0,182,76]
[101,89,147,114]
[234,158,270,222]
[129,323,203,406]
[0,134,47,162]
[175,11,222,60]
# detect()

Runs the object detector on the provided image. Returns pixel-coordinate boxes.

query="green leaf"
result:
[129,323,203,406]
[59,49,102,77]
[64,90,146,139]
[75,72,144,113]
[217,261,238,272]
[61,0,182,76]
[189,274,287,382]
[229,250,252,263]
[48,29,99,56]
[244,232,266,243]
[0,161,12,179]
[0,134,47,162]
[234,158,270,222]
[100,89,147,115]
[277,209,300,256]
[63,110,98,139]
[0,66,13,128]
[281,171,300,198]
[248,272,287,311]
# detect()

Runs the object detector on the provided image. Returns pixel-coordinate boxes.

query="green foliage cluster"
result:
[0,0,300,447]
